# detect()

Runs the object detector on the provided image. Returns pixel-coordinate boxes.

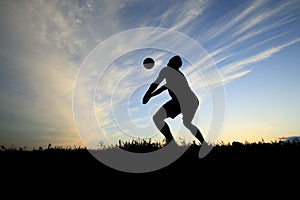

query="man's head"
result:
[167,55,182,69]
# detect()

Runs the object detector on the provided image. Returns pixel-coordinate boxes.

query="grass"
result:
[1,138,299,162]
[1,139,300,175]
[1,138,300,153]
[1,139,299,193]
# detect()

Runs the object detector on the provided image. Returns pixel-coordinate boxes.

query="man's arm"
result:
[142,83,158,104]
[142,68,165,104]
[151,85,167,97]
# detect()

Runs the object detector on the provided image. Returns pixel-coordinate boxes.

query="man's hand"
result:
[142,94,151,104]
[142,83,158,104]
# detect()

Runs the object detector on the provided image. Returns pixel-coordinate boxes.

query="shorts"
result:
[162,97,199,121]
[162,99,181,119]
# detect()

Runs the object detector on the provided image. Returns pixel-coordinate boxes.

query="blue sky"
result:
[0,0,300,148]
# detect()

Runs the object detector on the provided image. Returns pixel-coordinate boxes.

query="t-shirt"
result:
[153,67,198,105]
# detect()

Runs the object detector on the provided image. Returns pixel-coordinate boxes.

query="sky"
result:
[0,0,300,149]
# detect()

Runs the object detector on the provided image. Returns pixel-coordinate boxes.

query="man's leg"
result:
[181,100,205,144]
[153,107,174,144]
[183,120,205,144]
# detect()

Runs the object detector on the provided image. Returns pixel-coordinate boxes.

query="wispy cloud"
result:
[190,0,300,89]
[210,15,297,61]
[156,0,209,29]
[221,37,300,76]
[206,0,270,41]
[232,1,294,37]
[207,36,299,88]
[0,0,97,147]
[0,0,299,147]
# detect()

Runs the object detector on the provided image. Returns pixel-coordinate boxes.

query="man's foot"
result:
[198,141,214,158]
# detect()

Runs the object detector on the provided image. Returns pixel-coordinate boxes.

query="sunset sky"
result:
[0,0,300,149]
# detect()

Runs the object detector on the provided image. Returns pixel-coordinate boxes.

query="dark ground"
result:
[1,141,299,197]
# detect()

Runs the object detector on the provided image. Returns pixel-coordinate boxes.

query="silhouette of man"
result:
[143,55,205,145]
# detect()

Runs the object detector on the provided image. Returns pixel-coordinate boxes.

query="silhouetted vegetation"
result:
[1,138,300,156]
[1,139,299,191]
[117,138,165,152]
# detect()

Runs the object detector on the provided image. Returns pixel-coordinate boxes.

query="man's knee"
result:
[153,112,164,124]
[183,119,192,128]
